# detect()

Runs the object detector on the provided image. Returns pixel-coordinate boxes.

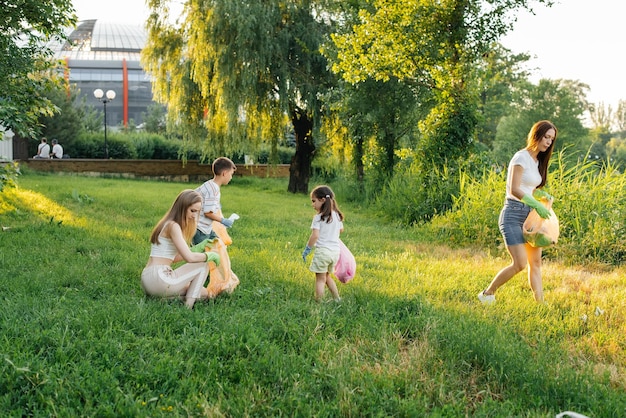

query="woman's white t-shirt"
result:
[505,149,541,200]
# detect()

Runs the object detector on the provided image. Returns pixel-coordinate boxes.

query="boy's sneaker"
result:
[477,291,495,305]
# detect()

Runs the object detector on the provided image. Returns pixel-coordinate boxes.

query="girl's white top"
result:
[505,149,541,200]
[311,211,343,252]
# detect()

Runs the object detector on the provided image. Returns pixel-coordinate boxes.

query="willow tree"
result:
[143,0,336,193]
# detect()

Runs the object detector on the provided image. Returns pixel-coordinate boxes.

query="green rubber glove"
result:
[190,238,211,253]
[205,251,220,266]
[521,194,551,219]
[533,188,553,202]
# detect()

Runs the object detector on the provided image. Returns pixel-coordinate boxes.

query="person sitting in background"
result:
[51,139,63,159]
[33,137,50,159]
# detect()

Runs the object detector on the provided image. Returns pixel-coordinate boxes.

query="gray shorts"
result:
[498,199,531,246]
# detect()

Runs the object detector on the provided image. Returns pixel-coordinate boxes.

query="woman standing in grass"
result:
[142,189,220,309]
[302,185,344,302]
[478,120,557,304]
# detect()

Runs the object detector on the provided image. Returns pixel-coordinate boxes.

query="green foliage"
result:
[34,83,92,155]
[606,136,626,169]
[65,132,105,159]
[57,129,293,162]
[129,134,156,159]
[0,161,20,192]
[329,78,424,172]
[366,149,497,225]
[247,146,294,165]
[69,132,182,160]
[0,172,624,416]
[492,79,590,164]
[80,102,104,133]
[143,0,334,186]
[425,166,505,248]
[549,153,626,265]
[0,0,76,137]
[328,0,546,84]
[375,159,461,224]
[141,103,167,134]
[473,44,532,148]
[425,149,626,266]
[418,87,478,168]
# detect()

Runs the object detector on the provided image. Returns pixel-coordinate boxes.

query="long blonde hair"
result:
[150,189,202,244]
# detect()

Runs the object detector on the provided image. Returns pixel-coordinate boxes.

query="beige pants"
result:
[141,263,208,300]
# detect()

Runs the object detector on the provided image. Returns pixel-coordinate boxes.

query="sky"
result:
[71,0,625,109]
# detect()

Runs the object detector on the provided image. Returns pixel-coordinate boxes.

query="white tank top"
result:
[150,223,178,260]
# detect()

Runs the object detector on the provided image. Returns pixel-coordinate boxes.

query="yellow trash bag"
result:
[523,198,560,248]
[202,213,239,298]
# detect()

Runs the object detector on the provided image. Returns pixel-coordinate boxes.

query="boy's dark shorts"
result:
[192,229,217,246]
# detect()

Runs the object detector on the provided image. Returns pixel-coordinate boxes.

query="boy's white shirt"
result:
[196,179,221,234]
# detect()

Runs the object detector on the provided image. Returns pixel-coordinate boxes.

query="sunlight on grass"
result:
[1,185,144,244]
[2,188,88,227]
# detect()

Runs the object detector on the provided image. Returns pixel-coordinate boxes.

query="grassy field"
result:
[0,171,624,417]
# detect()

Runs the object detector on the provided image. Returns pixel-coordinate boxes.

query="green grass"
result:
[0,172,624,417]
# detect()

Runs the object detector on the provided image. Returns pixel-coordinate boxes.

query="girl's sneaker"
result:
[477,291,495,304]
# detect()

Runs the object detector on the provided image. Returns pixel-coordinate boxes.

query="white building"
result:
[0,126,15,161]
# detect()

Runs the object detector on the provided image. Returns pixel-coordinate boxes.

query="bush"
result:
[375,160,461,225]
[67,133,104,158]
[69,132,183,159]
[0,161,20,192]
[55,131,293,163]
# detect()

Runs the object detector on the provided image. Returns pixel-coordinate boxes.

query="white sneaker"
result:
[478,291,495,304]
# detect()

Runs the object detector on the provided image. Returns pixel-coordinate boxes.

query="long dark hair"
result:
[311,185,344,223]
[526,120,557,188]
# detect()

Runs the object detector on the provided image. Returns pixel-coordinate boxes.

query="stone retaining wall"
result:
[23,159,290,182]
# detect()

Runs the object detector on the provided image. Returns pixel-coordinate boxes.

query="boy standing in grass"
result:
[192,157,238,246]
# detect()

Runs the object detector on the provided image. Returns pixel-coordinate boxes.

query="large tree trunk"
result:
[353,136,365,190]
[288,108,315,194]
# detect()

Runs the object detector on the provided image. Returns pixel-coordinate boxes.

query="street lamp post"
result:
[93,89,116,159]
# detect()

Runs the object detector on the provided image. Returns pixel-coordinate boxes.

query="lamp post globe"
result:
[94,88,115,159]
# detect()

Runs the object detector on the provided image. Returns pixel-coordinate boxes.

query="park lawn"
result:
[0,171,624,417]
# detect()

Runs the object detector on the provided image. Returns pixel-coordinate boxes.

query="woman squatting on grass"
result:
[478,120,557,304]
[141,189,220,309]
[302,185,344,302]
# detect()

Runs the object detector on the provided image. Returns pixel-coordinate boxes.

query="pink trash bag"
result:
[335,240,356,283]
